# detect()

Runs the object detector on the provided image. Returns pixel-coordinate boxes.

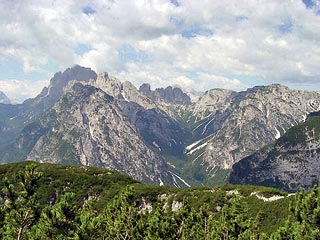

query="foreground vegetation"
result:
[0,162,319,239]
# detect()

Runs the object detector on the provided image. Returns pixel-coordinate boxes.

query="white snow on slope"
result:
[186,142,208,155]
[169,171,191,187]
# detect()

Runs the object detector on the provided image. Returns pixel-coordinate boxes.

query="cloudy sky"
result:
[1,0,320,102]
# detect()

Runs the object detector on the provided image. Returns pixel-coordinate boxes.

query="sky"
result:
[1,0,320,102]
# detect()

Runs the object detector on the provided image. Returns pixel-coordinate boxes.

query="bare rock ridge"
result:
[139,83,192,105]
[0,65,98,149]
[188,84,320,173]
[0,91,10,104]
[1,65,320,189]
[90,73,156,109]
[23,83,171,185]
[45,64,98,102]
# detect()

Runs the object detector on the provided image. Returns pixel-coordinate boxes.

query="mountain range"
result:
[0,91,10,104]
[1,65,320,190]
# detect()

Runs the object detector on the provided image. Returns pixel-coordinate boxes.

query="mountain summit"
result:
[139,83,192,105]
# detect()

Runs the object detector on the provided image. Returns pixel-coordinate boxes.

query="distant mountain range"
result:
[1,65,320,190]
[0,91,10,104]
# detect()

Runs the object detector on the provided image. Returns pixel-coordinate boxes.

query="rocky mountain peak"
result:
[47,65,97,98]
[91,72,123,98]
[139,83,152,94]
[139,84,191,105]
[192,88,236,118]
[240,84,290,98]
[89,74,156,109]
[0,91,10,104]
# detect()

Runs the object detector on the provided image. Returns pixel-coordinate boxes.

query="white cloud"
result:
[197,72,248,91]
[0,79,49,103]
[1,0,320,102]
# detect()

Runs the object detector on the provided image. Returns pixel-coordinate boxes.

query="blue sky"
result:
[1,0,320,102]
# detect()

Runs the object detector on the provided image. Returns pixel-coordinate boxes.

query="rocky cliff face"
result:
[187,85,320,170]
[90,73,156,109]
[139,83,192,105]
[229,114,320,192]
[0,67,192,186]
[0,91,10,104]
[20,83,172,185]
[2,65,320,188]
[0,65,97,153]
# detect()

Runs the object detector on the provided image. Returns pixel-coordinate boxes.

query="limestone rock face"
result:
[139,83,192,105]
[187,85,320,173]
[25,83,171,185]
[2,65,320,188]
[229,114,320,192]
[0,65,97,150]
[90,74,156,109]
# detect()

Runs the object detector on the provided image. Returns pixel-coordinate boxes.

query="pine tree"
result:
[207,195,263,240]
[75,196,104,239]
[101,186,139,239]
[1,163,42,240]
[272,185,320,240]
[29,192,77,239]
[180,204,209,239]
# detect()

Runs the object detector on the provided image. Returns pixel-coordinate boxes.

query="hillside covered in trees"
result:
[0,162,319,239]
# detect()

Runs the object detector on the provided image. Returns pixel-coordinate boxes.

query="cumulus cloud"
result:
[196,73,248,91]
[0,79,49,103]
[1,0,320,101]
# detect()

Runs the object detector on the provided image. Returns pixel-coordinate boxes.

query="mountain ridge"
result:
[229,113,320,192]
[0,91,10,104]
[1,65,320,189]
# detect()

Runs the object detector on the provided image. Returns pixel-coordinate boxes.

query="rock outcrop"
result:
[139,83,192,105]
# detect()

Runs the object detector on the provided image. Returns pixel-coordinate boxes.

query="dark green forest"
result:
[0,162,319,239]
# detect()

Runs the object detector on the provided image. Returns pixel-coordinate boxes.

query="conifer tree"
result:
[1,163,42,240]
[272,185,320,239]
[208,195,263,240]
[101,186,139,239]
[29,192,77,239]
[75,196,104,239]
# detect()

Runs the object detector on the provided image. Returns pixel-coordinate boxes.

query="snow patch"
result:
[167,162,176,169]
[186,139,203,151]
[186,142,208,155]
[192,152,205,163]
[201,117,216,136]
[152,141,161,151]
[120,90,130,102]
[159,178,164,186]
[185,133,214,151]
[275,128,281,139]
[250,192,285,202]
[169,171,191,187]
